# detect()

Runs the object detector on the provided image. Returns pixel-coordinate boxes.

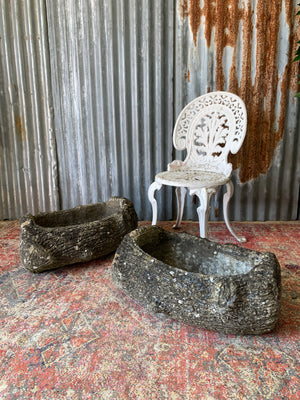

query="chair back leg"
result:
[223,180,247,243]
[173,187,187,228]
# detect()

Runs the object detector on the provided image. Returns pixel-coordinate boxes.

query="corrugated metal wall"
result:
[46,0,174,220]
[0,0,59,219]
[0,0,299,221]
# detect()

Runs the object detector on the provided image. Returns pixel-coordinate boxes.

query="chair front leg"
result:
[148,181,162,225]
[173,187,187,229]
[190,188,214,238]
[223,180,246,243]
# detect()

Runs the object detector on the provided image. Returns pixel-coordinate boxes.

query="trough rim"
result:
[124,224,278,280]
[20,196,132,231]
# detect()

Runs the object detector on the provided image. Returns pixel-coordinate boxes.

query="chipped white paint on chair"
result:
[148,91,247,242]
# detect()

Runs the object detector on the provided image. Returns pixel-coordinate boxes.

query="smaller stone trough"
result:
[111,225,281,335]
[20,197,138,273]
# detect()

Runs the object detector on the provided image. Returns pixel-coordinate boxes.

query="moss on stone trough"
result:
[20,197,138,273]
[111,225,281,335]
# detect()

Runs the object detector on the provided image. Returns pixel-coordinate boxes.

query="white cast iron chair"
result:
[148,91,247,242]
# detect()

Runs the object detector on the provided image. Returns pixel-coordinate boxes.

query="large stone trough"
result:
[20,197,138,273]
[111,225,281,335]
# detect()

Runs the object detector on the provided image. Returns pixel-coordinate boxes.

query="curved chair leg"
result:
[223,181,246,243]
[173,187,187,229]
[190,188,214,238]
[148,181,162,225]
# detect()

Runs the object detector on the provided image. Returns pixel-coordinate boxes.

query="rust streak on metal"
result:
[214,0,226,90]
[178,0,189,20]
[185,69,191,82]
[229,1,254,174]
[15,116,26,141]
[201,2,214,48]
[189,0,201,46]
[213,0,243,90]
[234,0,295,182]
[260,0,282,174]
[284,0,294,29]
[290,3,300,94]
[177,0,298,183]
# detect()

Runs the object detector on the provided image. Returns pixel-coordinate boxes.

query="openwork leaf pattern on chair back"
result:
[173,92,247,177]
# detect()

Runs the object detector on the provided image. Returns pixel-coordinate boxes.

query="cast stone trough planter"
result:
[111,225,281,335]
[20,197,138,273]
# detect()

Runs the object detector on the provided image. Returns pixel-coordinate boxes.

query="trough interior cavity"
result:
[34,203,118,228]
[141,235,262,277]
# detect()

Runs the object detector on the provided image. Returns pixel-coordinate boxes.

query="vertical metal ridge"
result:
[68,0,87,206]
[102,0,118,197]
[161,0,175,220]
[128,0,141,214]
[141,0,151,207]
[277,93,300,220]
[87,1,103,202]
[47,0,73,208]
[115,0,129,199]
[120,0,134,201]
[5,0,26,215]
[95,1,109,202]
[76,0,95,204]
[0,1,16,217]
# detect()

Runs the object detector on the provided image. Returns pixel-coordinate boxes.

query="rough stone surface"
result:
[111,225,281,335]
[20,197,138,273]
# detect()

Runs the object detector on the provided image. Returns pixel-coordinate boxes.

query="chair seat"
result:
[155,170,230,189]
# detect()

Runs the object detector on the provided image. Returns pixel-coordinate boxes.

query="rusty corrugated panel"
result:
[0,0,59,219]
[175,0,300,221]
[46,0,174,220]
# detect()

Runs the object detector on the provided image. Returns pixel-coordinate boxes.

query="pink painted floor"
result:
[0,220,299,399]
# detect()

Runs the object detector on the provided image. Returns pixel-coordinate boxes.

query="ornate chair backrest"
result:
[173,91,247,177]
